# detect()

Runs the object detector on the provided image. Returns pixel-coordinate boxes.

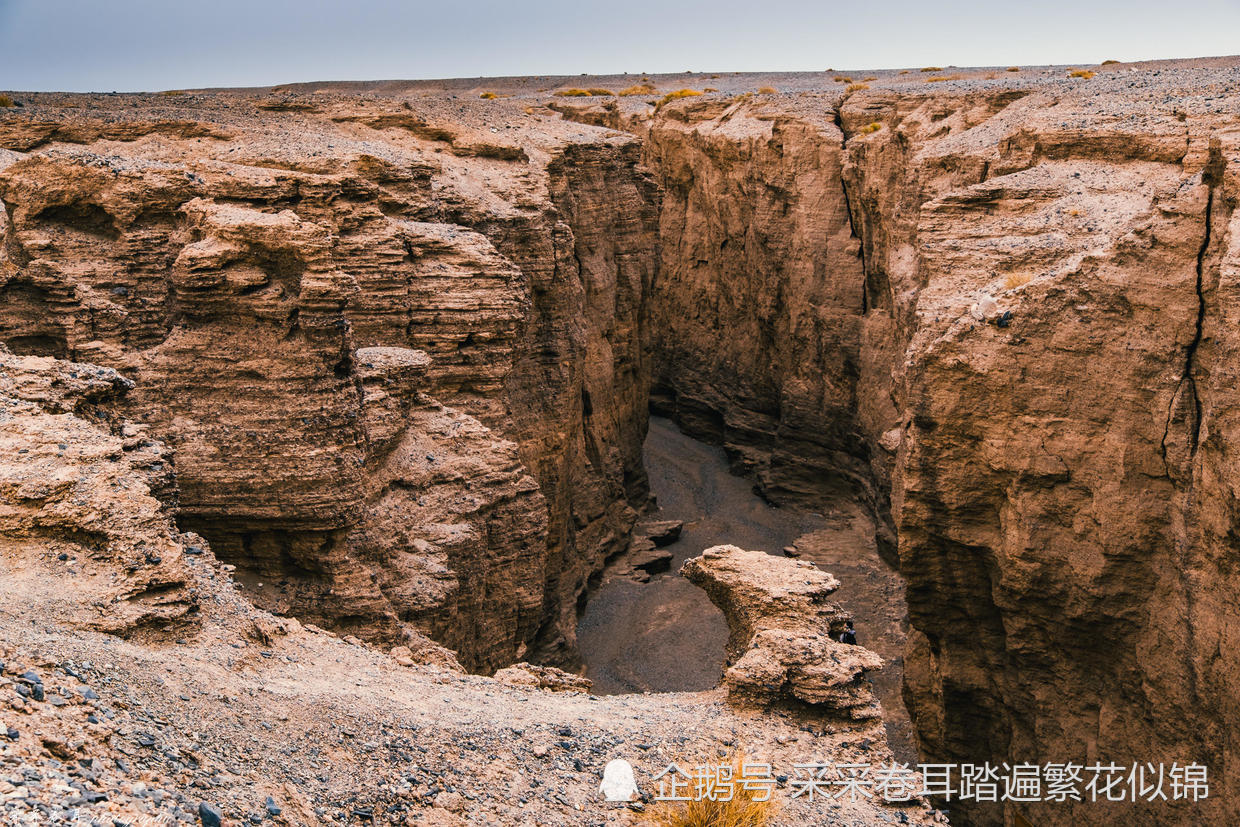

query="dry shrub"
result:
[1101,59,1120,65]
[833,76,854,83]
[479,92,498,99]
[920,66,943,72]
[1068,69,1095,79]
[861,121,883,134]
[757,86,777,94]
[1006,66,1021,72]
[1004,273,1032,290]
[899,69,910,74]
[703,87,718,93]
[553,88,592,97]
[587,87,616,96]
[846,83,870,92]
[640,758,779,827]
[925,75,963,83]
[863,76,877,81]
[0,95,14,107]
[620,83,657,96]
[657,89,702,107]
[158,89,185,96]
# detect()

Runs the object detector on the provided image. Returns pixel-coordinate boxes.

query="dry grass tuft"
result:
[925,75,963,83]
[862,76,877,82]
[479,92,499,99]
[920,66,943,72]
[0,95,14,107]
[620,83,657,96]
[899,69,910,74]
[757,86,777,94]
[861,121,883,134]
[553,88,592,97]
[833,76,854,83]
[158,90,186,97]
[1004,273,1032,290]
[1101,59,1120,65]
[657,89,703,107]
[1068,69,1095,79]
[587,87,616,96]
[846,83,870,93]
[1006,66,1021,72]
[640,758,779,827]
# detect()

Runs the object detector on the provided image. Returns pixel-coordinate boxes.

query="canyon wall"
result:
[0,96,657,671]
[613,72,1237,825]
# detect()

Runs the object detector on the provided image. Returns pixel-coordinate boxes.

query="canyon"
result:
[2,56,1238,825]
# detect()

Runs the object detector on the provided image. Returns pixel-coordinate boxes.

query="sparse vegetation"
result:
[703,87,718,93]
[833,76,854,83]
[158,90,186,97]
[757,86,777,94]
[899,69,910,74]
[620,84,657,96]
[847,83,870,93]
[640,758,779,827]
[863,76,877,82]
[587,87,616,96]
[553,88,592,97]
[1068,69,1096,79]
[1101,59,1121,65]
[861,121,883,134]
[479,92,499,99]
[1004,273,1032,290]
[920,66,943,72]
[0,95,14,108]
[926,75,963,83]
[1006,66,1021,72]
[657,89,703,107]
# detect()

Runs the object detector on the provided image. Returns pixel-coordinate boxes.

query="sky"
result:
[2,0,1239,92]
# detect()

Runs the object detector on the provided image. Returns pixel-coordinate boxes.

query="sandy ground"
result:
[577,418,915,763]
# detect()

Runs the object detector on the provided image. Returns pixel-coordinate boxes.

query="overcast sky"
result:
[2,0,1238,92]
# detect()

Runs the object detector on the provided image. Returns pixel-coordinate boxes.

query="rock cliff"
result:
[0,94,658,672]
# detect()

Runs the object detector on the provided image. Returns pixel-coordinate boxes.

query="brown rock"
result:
[681,545,881,716]
[493,662,592,693]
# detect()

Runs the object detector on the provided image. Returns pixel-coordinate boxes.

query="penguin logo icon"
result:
[600,758,641,802]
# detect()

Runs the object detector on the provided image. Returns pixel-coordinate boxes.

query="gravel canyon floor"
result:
[2,56,1240,825]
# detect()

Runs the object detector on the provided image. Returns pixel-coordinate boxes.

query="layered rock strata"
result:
[0,94,658,671]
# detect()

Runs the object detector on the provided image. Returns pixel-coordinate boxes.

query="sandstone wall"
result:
[617,78,1238,825]
[0,98,658,672]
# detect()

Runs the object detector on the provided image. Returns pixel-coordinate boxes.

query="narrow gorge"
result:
[2,59,1237,825]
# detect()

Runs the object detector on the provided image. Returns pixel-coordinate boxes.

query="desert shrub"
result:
[925,75,963,83]
[620,83,657,96]
[158,89,185,96]
[640,758,778,827]
[863,76,877,81]
[587,88,616,96]
[920,66,943,72]
[657,89,703,107]
[1101,59,1120,65]
[833,76,853,83]
[1004,273,1032,290]
[1006,66,1021,72]
[861,121,882,134]
[0,95,14,107]
[553,88,592,97]
[703,87,718,93]
[899,69,910,74]
[1068,69,1095,79]
[847,83,870,92]
[757,86,777,94]
[479,92,498,99]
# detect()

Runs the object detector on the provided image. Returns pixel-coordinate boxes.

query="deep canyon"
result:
[2,57,1238,825]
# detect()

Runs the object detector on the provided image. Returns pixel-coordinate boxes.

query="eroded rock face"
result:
[0,94,658,672]
[0,348,198,637]
[681,545,882,716]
